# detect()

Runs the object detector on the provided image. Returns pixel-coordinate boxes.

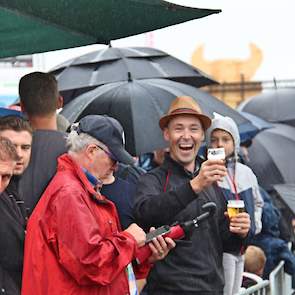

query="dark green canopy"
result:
[0,0,220,58]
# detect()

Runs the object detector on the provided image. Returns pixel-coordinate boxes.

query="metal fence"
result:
[269,261,285,295]
[239,280,270,295]
[204,78,295,107]
[239,260,294,295]
[269,261,294,295]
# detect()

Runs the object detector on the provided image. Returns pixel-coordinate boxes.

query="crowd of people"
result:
[0,71,294,295]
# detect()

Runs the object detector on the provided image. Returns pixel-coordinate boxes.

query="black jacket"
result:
[19,130,67,214]
[134,155,245,295]
[0,177,27,295]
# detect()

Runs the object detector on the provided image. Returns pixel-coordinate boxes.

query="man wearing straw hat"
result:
[134,96,251,294]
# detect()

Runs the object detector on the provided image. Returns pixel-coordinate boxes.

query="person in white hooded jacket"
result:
[206,114,264,295]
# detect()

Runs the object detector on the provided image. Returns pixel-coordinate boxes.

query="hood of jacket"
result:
[206,114,240,160]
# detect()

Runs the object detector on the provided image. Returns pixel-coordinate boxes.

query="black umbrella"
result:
[247,123,295,190]
[238,89,295,127]
[61,78,255,156]
[50,46,218,104]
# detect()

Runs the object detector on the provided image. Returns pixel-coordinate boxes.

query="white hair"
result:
[66,130,101,153]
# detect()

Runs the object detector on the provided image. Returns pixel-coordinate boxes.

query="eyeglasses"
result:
[95,144,117,164]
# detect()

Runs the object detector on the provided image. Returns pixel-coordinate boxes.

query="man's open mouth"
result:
[178,143,194,151]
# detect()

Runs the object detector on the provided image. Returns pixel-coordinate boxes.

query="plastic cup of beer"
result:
[207,147,225,160]
[227,200,245,218]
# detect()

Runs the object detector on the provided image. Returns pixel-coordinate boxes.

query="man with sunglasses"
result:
[22,115,175,295]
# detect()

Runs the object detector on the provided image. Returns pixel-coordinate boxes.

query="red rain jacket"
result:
[22,154,149,295]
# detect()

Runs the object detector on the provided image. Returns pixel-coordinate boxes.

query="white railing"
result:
[239,260,294,295]
[269,260,294,295]
[239,280,270,295]
[269,261,285,295]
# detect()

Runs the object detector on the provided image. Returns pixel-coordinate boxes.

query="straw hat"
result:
[159,96,211,130]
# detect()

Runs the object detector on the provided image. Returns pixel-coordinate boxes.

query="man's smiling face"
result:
[0,129,32,175]
[164,114,204,171]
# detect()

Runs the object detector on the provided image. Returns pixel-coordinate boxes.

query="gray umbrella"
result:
[238,88,295,127]
[238,111,273,132]
[273,184,295,216]
[61,78,255,156]
[50,46,218,104]
[247,123,295,190]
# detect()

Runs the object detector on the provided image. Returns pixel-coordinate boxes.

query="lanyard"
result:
[225,168,240,200]
[164,170,171,192]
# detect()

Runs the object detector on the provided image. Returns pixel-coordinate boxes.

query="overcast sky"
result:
[163,0,295,81]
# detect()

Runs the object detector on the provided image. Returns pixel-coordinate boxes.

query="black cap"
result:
[77,115,134,165]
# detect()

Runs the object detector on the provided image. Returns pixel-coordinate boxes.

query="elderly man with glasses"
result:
[22,115,175,295]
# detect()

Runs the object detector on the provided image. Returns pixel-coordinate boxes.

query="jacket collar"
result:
[57,154,106,202]
[162,153,203,179]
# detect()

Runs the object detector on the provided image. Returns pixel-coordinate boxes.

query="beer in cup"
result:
[227,200,245,218]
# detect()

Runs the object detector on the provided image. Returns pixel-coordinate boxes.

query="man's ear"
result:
[163,128,170,142]
[201,130,205,142]
[85,144,97,160]
[20,101,26,113]
[57,95,64,109]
